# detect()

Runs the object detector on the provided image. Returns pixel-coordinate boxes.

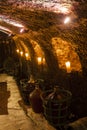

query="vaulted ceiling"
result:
[0,1,87,80]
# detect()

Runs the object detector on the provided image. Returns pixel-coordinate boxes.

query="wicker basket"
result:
[41,88,72,128]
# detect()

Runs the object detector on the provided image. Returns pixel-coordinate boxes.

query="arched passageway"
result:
[0,2,87,120]
[0,26,82,82]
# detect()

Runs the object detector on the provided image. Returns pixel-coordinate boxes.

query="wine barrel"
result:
[67,117,87,130]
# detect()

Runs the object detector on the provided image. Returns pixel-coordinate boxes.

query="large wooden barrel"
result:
[67,117,87,130]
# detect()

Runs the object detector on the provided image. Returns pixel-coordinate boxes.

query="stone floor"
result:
[0,73,56,130]
[0,73,38,130]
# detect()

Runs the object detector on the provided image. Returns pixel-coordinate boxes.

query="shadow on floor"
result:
[0,82,10,115]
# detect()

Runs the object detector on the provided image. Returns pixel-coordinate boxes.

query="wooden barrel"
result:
[67,117,87,130]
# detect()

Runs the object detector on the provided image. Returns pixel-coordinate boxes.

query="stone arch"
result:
[51,37,82,72]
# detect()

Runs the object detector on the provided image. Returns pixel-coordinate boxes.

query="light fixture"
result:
[65,61,71,73]
[25,53,29,60]
[20,28,24,33]
[37,57,42,65]
[64,17,71,24]
[20,51,23,56]
[16,49,19,53]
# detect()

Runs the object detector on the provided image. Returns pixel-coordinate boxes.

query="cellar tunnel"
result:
[0,1,87,120]
[0,27,82,82]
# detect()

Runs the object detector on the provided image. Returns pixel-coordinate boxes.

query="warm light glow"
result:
[52,3,71,14]
[0,25,12,34]
[0,15,24,28]
[64,17,71,24]
[25,53,29,60]
[59,7,69,14]
[10,21,24,28]
[20,28,24,33]
[43,58,45,64]
[20,51,23,56]
[65,61,71,73]
[16,49,20,53]
[0,29,11,36]
[25,53,29,57]
[37,57,42,65]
